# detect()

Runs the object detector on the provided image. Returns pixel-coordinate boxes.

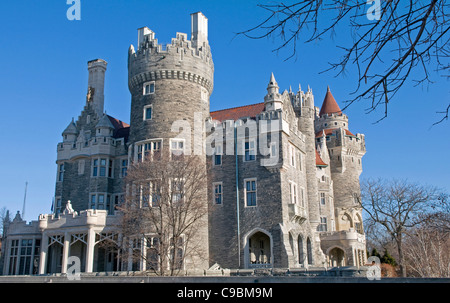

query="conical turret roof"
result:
[96,114,115,129]
[62,119,77,135]
[319,86,342,116]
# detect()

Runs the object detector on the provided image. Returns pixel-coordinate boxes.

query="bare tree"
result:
[403,221,450,277]
[358,178,445,277]
[117,152,209,276]
[238,1,450,123]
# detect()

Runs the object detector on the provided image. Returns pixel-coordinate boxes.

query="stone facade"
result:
[2,12,367,276]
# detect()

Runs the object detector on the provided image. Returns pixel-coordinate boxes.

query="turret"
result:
[264,73,283,111]
[314,86,366,224]
[87,59,107,118]
[95,114,114,137]
[62,118,77,142]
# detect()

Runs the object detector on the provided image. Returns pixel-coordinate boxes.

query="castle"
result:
[2,12,367,276]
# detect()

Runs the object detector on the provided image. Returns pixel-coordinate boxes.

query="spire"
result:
[63,118,77,135]
[319,86,342,116]
[266,72,279,95]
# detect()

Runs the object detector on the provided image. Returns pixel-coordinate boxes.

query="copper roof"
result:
[315,150,328,167]
[319,87,342,116]
[210,103,265,122]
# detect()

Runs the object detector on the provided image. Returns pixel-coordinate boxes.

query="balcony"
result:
[288,203,307,224]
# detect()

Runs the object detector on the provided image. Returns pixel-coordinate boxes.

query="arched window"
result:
[306,237,313,265]
[297,236,304,265]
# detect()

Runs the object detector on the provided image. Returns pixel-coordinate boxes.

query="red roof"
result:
[315,128,356,138]
[107,115,130,142]
[316,150,328,166]
[210,103,265,122]
[319,87,342,116]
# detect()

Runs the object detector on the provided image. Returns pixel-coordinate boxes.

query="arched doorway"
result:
[245,230,272,268]
[328,247,346,267]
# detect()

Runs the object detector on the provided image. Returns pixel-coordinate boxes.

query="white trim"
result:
[143,104,153,120]
[212,182,223,205]
[143,81,155,95]
[243,178,257,207]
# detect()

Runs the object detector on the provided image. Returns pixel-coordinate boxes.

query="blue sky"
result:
[0,0,448,222]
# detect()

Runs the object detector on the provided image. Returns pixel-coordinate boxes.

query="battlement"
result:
[128,12,214,93]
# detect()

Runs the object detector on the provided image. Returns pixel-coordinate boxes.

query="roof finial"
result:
[327,85,330,92]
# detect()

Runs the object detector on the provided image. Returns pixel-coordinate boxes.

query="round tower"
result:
[127,12,214,156]
[126,12,213,270]
[314,86,366,231]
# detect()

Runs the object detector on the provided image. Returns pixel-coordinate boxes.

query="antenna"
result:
[22,181,28,220]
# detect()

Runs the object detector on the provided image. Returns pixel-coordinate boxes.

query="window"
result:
[99,158,107,177]
[298,152,303,171]
[244,140,256,161]
[171,179,184,203]
[143,81,155,95]
[150,181,161,207]
[55,198,62,215]
[318,217,328,231]
[137,140,161,162]
[92,158,111,177]
[170,139,185,159]
[108,160,113,178]
[300,187,305,207]
[93,159,98,176]
[245,179,257,207]
[213,183,223,205]
[121,159,128,177]
[8,240,19,275]
[58,163,64,182]
[289,144,296,167]
[289,182,298,204]
[214,144,222,166]
[18,239,34,275]
[201,87,208,102]
[90,194,96,209]
[320,192,326,205]
[143,105,152,120]
[98,194,105,209]
[270,142,277,158]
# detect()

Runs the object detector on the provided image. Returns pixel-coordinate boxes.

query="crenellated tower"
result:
[126,12,213,270]
[127,12,214,154]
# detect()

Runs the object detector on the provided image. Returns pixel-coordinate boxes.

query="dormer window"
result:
[143,81,155,95]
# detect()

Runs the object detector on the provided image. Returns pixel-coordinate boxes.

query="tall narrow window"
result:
[90,194,96,209]
[289,182,298,204]
[213,183,223,205]
[143,105,152,120]
[92,159,98,176]
[98,194,105,209]
[121,159,128,177]
[55,198,62,215]
[108,160,113,178]
[318,217,328,231]
[58,163,64,182]
[244,140,256,161]
[320,192,326,205]
[99,158,107,177]
[214,144,222,166]
[245,179,257,207]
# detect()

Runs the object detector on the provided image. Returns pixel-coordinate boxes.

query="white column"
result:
[61,232,70,274]
[85,228,96,273]
[39,233,49,275]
